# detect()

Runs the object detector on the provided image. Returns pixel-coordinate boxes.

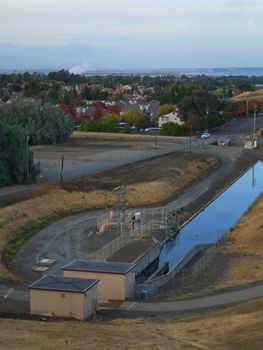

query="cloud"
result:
[0,1,262,69]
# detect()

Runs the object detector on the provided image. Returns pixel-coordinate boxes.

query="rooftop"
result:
[63,259,136,274]
[29,275,98,293]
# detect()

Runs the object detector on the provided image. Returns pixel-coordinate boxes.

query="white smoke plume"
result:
[69,63,94,74]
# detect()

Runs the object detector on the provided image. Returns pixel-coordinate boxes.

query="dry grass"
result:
[72,130,187,142]
[218,194,263,287]
[232,88,263,102]
[0,153,218,281]
[1,298,263,349]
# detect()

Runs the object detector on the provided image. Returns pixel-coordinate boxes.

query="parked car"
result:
[201,132,211,139]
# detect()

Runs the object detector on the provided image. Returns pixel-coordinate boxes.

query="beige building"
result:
[29,275,98,320]
[158,111,184,128]
[63,260,136,301]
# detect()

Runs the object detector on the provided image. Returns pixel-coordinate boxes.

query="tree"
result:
[0,100,73,145]
[81,120,100,132]
[0,123,39,185]
[123,110,151,129]
[157,104,175,117]
[81,113,119,133]
[81,86,91,100]
[160,122,185,136]
[48,82,61,103]
[184,113,203,131]
[100,113,119,132]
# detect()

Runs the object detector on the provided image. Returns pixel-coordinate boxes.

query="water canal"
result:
[159,159,263,269]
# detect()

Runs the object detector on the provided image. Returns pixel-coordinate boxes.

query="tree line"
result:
[0,100,73,186]
[0,123,40,185]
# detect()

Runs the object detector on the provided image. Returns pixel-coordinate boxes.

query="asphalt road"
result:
[2,281,263,313]
[13,143,242,278]
[1,115,262,198]
[121,282,263,312]
[0,139,188,198]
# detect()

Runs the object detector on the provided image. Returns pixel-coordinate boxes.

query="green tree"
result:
[81,86,91,100]
[160,122,185,136]
[0,100,73,145]
[0,123,39,185]
[48,82,61,103]
[81,120,100,132]
[100,113,119,132]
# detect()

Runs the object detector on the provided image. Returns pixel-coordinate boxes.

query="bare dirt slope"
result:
[232,88,263,102]
[0,152,218,281]
[0,298,263,350]
[159,193,263,301]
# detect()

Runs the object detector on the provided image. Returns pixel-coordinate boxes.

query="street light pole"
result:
[253,108,256,137]
[189,124,192,152]
[155,118,158,148]
[206,105,209,131]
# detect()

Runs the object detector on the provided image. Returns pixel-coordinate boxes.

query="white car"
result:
[201,132,211,139]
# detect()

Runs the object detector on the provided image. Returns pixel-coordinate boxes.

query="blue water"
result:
[159,160,263,268]
[89,67,263,77]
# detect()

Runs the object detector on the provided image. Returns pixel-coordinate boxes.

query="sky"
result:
[0,0,263,71]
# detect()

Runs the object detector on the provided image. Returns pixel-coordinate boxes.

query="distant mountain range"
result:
[1,67,263,77]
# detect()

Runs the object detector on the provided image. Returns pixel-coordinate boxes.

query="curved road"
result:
[121,282,263,312]
[1,281,263,314]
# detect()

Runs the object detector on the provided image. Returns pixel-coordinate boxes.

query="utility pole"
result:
[59,155,64,184]
[246,100,249,118]
[154,130,158,148]
[189,124,192,152]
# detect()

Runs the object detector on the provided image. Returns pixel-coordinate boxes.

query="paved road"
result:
[13,144,242,279]
[121,283,263,312]
[0,139,188,198]
[0,284,28,302]
[218,115,263,136]
[2,281,263,313]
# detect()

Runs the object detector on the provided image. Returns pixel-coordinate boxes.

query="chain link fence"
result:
[87,235,134,261]
[97,208,179,239]
[135,229,229,300]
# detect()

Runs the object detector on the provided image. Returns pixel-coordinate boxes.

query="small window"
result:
[61,293,66,298]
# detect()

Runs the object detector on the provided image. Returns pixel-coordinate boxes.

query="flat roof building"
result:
[29,275,98,320]
[63,260,136,301]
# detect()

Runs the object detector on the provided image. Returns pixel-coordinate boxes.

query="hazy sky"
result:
[0,0,262,70]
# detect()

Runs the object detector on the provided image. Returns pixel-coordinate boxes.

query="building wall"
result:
[125,272,135,299]
[158,111,183,128]
[64,270,130,300]
[83,284,98,319]
[133,243,161,274]
[30,288,96,320]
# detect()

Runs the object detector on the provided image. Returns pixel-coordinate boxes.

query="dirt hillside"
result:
[232,88,263,101]
[0,152,219,281]
[0,298,263,349]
